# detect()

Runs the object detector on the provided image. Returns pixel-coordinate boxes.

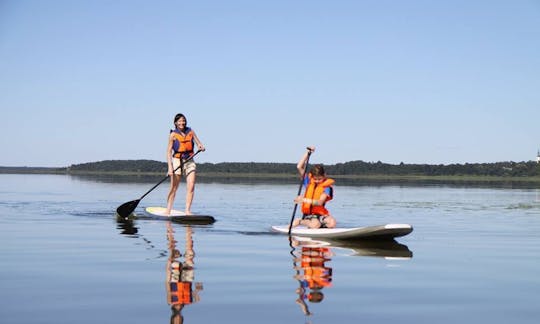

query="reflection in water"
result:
[115,217,204,323]
[289,237,413,319]
[115,216,158,252]
[70,173,298,185]
[71,173,540,189]
[290,238,333,319]
[330,239,413,259]
[166,223,203,324]
[116,216,139,236]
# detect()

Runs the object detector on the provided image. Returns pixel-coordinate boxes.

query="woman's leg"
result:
[184,171,196,215]
[166,174,181,215]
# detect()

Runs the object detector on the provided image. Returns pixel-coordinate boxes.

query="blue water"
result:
[1,174,539,323]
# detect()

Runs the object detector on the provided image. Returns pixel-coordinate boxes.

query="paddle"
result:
[288,147,312,235]
[116,150,202,219]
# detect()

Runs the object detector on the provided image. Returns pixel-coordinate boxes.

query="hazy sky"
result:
[1,0,539,167]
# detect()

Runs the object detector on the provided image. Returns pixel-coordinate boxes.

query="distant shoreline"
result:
[1,167,540,184]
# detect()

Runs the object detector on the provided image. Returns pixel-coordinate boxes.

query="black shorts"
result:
[301,214,328,228]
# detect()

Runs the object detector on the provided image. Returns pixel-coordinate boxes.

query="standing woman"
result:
[166,113,205,216]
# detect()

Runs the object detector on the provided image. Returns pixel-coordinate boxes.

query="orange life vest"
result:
[301,247,332,288]
[171,128,194,159]
[168,281,192,305]
[303,267,333,288]
[301,175,334,215]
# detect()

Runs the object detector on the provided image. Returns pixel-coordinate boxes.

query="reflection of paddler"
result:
[300,247,333,291]
[166,223,203,323]
[292,238,334,308]
[299,246,332,303]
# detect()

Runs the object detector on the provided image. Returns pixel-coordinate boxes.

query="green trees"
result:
[65,160,540,177]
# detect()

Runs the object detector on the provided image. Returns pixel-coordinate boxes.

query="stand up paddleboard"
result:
[142,207,216,225]
[272,223,413,241]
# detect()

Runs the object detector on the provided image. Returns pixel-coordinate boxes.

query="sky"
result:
[1,0,539,167]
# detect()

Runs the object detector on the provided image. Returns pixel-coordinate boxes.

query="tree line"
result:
[329,160,540,177]
[2,159,537,177]
[63,159,540,177]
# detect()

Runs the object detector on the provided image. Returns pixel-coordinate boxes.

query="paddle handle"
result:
[288,147,312,235]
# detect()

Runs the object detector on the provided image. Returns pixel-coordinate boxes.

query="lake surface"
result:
[1,174,539,324]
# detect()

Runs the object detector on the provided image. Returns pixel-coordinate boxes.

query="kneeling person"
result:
[292,147,337,229]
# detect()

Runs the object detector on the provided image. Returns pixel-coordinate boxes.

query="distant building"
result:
[537,150,540,163]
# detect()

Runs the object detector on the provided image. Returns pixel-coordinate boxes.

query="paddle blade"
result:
[116,199,140,218]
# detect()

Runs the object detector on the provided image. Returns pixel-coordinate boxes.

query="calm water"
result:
[1,174,539,324]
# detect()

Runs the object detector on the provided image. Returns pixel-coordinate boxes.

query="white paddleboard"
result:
[146,206,186,217]
[272,223,413,240]
[144,207,216,224]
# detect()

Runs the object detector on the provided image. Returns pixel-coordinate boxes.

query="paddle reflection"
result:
[115,216,139,236]
[166,222,203,324]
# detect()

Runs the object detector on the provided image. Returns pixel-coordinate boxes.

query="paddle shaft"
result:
[139,150,201,201]
[288,148,312,235]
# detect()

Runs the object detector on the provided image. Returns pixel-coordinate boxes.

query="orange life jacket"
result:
[168,281,192,305]
[301,175,334,215]
[301,247,332,288]
[303,267,333,288]
[171,128,194,159]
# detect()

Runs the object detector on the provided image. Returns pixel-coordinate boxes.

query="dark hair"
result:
[174,113,187,125]
[310,164,326,177]
[308,291,324,303]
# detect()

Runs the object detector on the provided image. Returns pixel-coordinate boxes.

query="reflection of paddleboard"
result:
[290,236,413,259]
[272,224,413,240]
[141,207,216,224]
